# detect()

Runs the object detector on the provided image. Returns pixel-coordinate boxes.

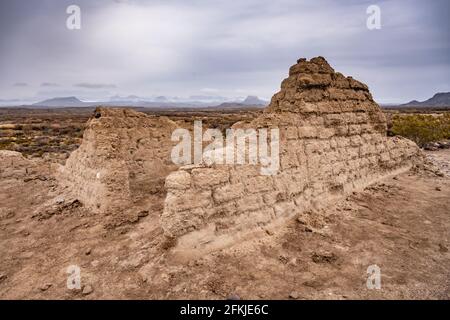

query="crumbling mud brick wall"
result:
[0,150,34,180]
[60,107,179,214]
[162,57,422,254]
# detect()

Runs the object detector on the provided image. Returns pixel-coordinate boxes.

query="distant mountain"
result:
[0,98,23,107]
[30,96,212,109]
[110,94,142,102]
[154,96,168,102]
[20,94,268,109]
[32,96,92,107]
[213,95,267,109]
[401,92,450,107]
[241,95,267,106]
[213,102,265,110]
[188,95,229,103]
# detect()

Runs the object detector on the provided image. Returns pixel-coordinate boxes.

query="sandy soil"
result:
[0,150,449,300]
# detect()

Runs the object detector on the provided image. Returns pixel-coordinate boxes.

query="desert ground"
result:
[0,106,449,300]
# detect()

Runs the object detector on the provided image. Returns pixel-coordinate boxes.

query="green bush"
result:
[391,113,450,147]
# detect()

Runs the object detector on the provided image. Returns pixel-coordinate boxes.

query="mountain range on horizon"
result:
[28,95,269,108]
[400,92,450,107]
[31,96,90,107]
[2,92,450,109]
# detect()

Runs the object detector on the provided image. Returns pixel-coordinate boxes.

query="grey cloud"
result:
[0,0,448,103]
[13,82,28,87]
[74,83,117,89]
[41,82,60,87]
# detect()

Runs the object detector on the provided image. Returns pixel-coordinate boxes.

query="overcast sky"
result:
[0,0,449,104]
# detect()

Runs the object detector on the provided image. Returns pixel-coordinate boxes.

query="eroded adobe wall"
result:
[162,57,422,254]
[0,150,34,180]
[60,107,179,214]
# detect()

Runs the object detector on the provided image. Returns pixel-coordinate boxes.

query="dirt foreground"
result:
[0,149,448,300]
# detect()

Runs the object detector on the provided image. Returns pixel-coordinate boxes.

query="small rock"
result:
[91,260,100,267]
[289,291,299,299]
[0,274,7,282]
[187,260,195,267]
[296,216,306,224]
[278,255,289,264]
[194,259,204,267]
[40,283,52,291]
[435,186,441,191]
[438,243,448,253]
[227,293,241,300]
[303,280,321,288]
[311,251,338,264]
[82,285,93,295]
[85,248,92,255]
[55,197,65,205]
[392,176,398,180]
[137,210,149,218]
[265,229,274,236]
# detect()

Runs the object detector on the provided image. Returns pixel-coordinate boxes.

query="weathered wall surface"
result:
[162,57,422,254]
[0,150,34,180]
[60,108,179,214]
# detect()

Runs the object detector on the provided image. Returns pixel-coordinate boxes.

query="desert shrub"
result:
[31,124,44,130]
[51,127,61,134]
[391,113,450,146]
[0,140,13,149]
[22,124,33,135]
